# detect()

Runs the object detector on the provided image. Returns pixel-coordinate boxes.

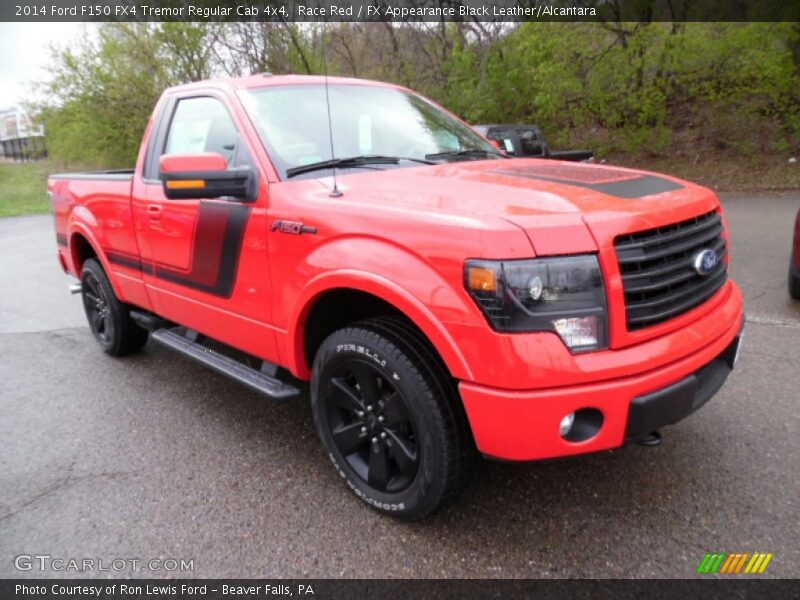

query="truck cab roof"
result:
[164,73,406,96]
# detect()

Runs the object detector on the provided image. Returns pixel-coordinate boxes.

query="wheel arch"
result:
[67,224,125,300]
[288,273,474,383]
[69,231,98,276]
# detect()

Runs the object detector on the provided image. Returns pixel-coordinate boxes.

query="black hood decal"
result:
[489,165,683,199]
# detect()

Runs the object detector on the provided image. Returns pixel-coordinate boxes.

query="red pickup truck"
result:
[50,74,744,519]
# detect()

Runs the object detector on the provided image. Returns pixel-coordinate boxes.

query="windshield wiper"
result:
[425,149,508,161]
[285,155,434,179]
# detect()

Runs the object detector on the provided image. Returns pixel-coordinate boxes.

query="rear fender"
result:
[67,216,127,302]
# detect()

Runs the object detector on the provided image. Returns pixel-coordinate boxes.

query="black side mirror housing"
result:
[159,153,258,202]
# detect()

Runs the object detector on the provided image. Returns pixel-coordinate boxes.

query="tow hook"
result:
[69,283,82,295]
[638,431,662,447]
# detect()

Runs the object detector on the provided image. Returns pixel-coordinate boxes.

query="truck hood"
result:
[323,158,720,255]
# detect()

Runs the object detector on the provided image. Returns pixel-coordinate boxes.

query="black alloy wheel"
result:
[325,360,419,493]
[80,258,149,356]
[82,268,113,345]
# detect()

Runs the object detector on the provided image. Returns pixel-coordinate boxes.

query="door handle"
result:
[146,204,163,219]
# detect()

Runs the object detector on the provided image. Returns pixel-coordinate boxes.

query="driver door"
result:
[133,93,278,362]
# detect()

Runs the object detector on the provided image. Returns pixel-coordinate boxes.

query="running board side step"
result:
[151,328,302,401]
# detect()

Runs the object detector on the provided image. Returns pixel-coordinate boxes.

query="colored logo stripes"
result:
[697,552,773,574]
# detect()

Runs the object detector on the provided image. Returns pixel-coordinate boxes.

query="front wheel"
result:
[81,258,148,356]
[311,320,473,519]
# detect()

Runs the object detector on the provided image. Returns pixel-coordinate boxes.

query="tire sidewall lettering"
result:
[334,343,399,382]
[314,333,443,515]
[327,453,406,511]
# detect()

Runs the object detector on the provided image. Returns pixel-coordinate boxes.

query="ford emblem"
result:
[693,249,718,276]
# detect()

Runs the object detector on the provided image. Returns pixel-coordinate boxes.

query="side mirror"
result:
[159,153,257,202]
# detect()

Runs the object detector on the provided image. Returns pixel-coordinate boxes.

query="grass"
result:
[0,160,52,217]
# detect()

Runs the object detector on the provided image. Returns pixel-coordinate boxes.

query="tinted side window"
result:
[487,128,516,155]
[516,128,545,157]
[164,97,249,168]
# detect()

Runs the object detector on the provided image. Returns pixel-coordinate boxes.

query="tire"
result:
[310,319,474,520]
[790,267,800,300]
[362,316,478,493]
[80,258,149,356]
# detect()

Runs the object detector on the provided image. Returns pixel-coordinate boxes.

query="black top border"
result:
[3,0,800,22]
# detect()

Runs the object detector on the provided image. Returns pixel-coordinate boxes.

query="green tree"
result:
[35,23,216,167]
[32,22,799,168]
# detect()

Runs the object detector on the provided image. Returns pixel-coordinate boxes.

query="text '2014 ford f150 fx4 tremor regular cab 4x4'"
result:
[50,74,744,519]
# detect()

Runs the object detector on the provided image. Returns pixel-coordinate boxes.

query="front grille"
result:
[614,210,728,330]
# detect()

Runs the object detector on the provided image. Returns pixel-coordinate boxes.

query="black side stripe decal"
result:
[106,202,251,299]
[154,203,250,297]
[106,251,148,273]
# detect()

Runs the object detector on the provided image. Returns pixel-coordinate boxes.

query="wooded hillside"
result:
[34,22,800,187]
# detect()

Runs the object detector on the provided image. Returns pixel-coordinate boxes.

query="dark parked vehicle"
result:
[474,124,594,162]
[790,208,800,299]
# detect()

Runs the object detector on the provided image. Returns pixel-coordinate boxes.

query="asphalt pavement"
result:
[0,195,799,579]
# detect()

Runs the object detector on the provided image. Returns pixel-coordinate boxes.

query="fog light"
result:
[560,412,575,437]
[563,408,604,442]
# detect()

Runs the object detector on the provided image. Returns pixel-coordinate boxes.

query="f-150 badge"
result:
[271,220,317,235]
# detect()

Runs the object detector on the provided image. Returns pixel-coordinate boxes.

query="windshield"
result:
[238,84,500,179]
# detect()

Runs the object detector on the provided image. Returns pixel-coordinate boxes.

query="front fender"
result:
[284,238,482,381]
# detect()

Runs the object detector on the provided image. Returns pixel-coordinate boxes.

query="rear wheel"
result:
[81,258,148,356]
[310,320,474,519]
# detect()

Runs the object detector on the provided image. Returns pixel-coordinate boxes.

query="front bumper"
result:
[459,299,744,461]
[624,330,742,442]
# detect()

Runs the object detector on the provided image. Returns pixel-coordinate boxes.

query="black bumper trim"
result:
[625,327,743,442]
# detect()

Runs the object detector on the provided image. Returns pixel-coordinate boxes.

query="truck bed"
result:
[49,170,138,283]
[49,169,135,181]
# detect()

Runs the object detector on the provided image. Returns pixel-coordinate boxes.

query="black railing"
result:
[0,136,47,161]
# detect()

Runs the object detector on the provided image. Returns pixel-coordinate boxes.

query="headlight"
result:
[464,255,608,352]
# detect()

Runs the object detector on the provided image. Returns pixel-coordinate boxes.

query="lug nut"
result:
[356,410,364,417]
[366,405,373,412]
[371,437,378,443]
[378,415,385,423]
[360,426,367,433]
[380,432,387,440]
